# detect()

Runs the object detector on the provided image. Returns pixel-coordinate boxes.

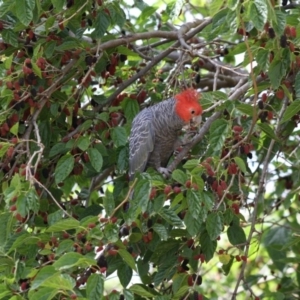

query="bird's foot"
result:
[157,167,171,179]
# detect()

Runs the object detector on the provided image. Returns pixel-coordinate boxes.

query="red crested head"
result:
[174,89,202,122]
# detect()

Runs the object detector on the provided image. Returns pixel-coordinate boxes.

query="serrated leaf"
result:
[77,136,90,151]
[152,223,168,241]
[233,157,247,174]
[186,189,201,219]
[30,266,57,290]
[87,148,103,172]
[160,207,183,227]
[15,0,35,26]
[269,59,288,89]
[53,252,95,270]
[51,0,64,11]
[171,169,187,185]
[46,219,80,232]
[133,179,151,213]
[49,143,67,157]
[295,72,300,98]
[54,154,74,184]
[273,10,286,36]
[86,274,104,299]
[200,230,217,262]
[2,29,18,47]
[227,224,246,246]
[111,127,127,147]
[118,263,133,288]
[249,0,267,31]
[121,98,140,122]
[93,10,110,39]
[206,213,223,240]
[129,284,157,298]
[236,103,254,116]
[0,143,11,158]
[208,119,229,156]
[79,120,93,132]
[280,100,300,124]
[118,249,137,271]
[183,159,199,169]
[256,48,269,71]
[257,123,280,142]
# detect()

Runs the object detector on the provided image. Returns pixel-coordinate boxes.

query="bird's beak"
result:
[191,115,202,127]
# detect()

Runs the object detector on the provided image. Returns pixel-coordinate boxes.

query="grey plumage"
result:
[129,97,185,179]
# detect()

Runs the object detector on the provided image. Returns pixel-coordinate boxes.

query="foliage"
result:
[0,0,300,299]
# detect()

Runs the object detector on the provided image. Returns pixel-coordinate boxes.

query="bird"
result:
[129,88,202,179]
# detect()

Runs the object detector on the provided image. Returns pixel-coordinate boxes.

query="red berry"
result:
[275,89,284,100]
[290,26,297,38]
[164,185,172,195]
[261,93,267,102]
[236,255,241,262]
[241,255,247,262]
[173,186,181,194]
[185,180,192,188]
[187,275,193,286]
[88,223,96,228]
[218,249,224,254]
[233,125,243,133]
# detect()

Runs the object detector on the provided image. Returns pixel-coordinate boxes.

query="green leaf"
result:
[152,223,168,241]
[79,120,93,132]
[236,103,255,116]
[111,127,128,147]
[227,224,246,246]
[118,249,137,271]
[233,157,247,174]
[53,252,95,270]
[86,274,104,299]
[159,207,183,227]
[269,59,288,89]
[77,136,90,151]
[46,219,80,232]
[183,159,199,169]
[257,123,280,142]
[30,266,57,289]
[249,0,267,31]
[93,10,110,39]
[132,179,151,213]
[256,48,269,71]
[118,263,133,288]
[186,189,202,219]
[0,213,13,249]
[87,148,103,172]
[280,100,300,124]
[200,230,217,262]
[273,11,286,36]
[51,0,64,11]
[28,287,58,300]
[2,29,18,47]
[0,143,10,158]
[15,0,35,26]
[54,154,74,184]
[103,189,115,215]
[121,98,140,122]
[208,119,229,156]
[137,6,157,23]
[206,213,223,240]
[129,284,157,298]
[171,169,187,185]
[295,72,300,98]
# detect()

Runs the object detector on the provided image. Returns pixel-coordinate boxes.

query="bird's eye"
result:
[191,109,195,114]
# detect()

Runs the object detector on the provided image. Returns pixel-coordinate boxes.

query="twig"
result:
[110,178,137,217]
[230,96,289,299]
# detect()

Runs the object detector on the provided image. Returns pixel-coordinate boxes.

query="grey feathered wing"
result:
[129,109,155,179]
